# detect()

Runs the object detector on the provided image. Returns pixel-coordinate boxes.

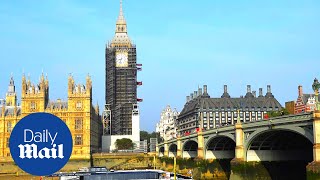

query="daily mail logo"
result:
[18,129,64,159]
[9,113,73,176]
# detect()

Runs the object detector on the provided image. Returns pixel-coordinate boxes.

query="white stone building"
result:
[156,105,180,141]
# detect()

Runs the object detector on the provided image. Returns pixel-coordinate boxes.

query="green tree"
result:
[140,131,149,141]
[267,108,290,118]
[115,138,134,150]
[140,131,162,151]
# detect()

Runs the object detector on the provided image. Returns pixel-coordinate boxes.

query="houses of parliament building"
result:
[0,73,102,162]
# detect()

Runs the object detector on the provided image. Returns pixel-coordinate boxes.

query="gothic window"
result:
[76,101,82,110]
[167,113,171,119]
[30,102,36,110]
[75,135,83,145]
[7,121,12,133]
[6,138,9,148]
[75,119,83,130]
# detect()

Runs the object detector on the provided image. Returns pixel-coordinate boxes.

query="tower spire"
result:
[111,0,131,47]
[116,0,126,26]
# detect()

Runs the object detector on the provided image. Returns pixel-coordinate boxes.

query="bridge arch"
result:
[245,126,313,148]
[183,140,198,158]
[159,146,165,157]
[168,144,177,157]
[205,135,235,159]
[245,129,313,162]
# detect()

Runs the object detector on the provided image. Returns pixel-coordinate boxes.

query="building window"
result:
[7,121,12,133]
[75,135,83,145]
[30,102,36,110]
[76,101,82,110]
[6,138,9,148]
[75,119,83,130]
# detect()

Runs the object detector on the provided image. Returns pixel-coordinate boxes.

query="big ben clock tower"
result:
[104,0,141,151]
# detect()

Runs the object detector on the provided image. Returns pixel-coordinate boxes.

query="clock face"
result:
[116,52,128,67]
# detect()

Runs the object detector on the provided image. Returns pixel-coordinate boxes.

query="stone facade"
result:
[177,85,282,136]
[0,74,102,162]
[156,105,179,141]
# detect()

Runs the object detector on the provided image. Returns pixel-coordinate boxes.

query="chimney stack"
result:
[224,85,228,93]
[198,88,202,96]
[267,85,271,93]
[252,91,256,98]
[298,85,303,97]
[247,85,251,93]
[194,91,198,98]
[186,96,190,102]
[190,93,194,100]
[259,88,263,97]
[203,85,208,95]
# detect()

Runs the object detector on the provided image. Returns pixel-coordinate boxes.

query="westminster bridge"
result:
[157,111,320,179]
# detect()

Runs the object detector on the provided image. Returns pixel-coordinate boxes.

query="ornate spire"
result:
[111,0,131,47]
[9,73,14,86]
[8,75,15,93]
[117,0,126,25]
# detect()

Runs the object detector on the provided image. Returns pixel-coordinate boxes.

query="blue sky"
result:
[0,0,319,132]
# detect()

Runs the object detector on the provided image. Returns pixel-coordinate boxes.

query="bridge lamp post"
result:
[312,78,320,111]
[237,109,240,124]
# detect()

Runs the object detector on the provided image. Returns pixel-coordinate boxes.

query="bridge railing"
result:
[242,112,313,125]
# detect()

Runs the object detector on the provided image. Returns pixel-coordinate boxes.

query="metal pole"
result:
[312,78,320,111]
[2,114,5,157]
[174,156,177,180]
[315,89,319,111]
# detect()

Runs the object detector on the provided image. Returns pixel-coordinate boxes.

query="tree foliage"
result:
[267,108,290,118]
[140,131,161,151]
[140,131,160,143]
[114,138,134,150]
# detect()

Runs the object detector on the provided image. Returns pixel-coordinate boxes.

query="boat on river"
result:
[48,168,192,180]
